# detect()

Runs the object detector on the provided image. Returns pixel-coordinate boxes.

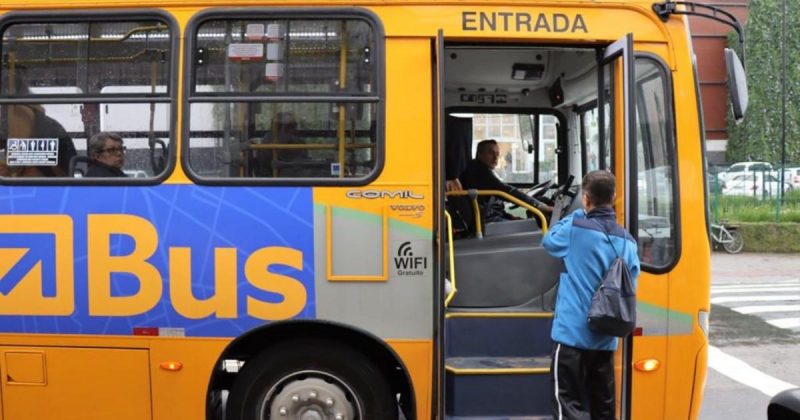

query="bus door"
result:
[599,33,638,420]
[433,28,446,420]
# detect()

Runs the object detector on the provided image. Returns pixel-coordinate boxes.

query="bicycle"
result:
[710,222,744,254]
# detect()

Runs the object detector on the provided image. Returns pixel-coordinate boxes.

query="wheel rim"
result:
[724,230,744,253]
[260,371,361,420]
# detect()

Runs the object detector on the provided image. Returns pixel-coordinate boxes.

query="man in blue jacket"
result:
[543,170,640,420]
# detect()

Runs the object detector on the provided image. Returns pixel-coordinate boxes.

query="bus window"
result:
[185,14,382,181]
[469,113,537,184]
[537,115,559,183]
[0,17,175,180]
[581,106,601,174]
[452,112,560,186]
[635,56,677,269]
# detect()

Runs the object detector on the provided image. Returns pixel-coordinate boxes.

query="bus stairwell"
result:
[443,193,562,418]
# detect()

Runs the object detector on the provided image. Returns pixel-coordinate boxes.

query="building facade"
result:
[688,0,750,165]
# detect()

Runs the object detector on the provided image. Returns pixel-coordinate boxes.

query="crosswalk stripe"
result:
[712,286,800,294]
[708,346,797,397]
[711,295,800,304]
[767,318,800,329]
[712,283,800,290]
[733,304,800,314]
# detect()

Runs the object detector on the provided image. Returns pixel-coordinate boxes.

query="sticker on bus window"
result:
[245,23,265,41]
[6,138,59,166]
[330,163,341,177]
[228,43,264,61]
[266,23,285,40]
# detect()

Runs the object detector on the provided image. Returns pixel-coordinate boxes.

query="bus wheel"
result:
[225,340,397,420]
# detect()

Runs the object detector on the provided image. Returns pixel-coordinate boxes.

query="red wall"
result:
[688,0,750,158]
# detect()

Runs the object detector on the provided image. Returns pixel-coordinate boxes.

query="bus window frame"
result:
[0,10,180,186]
[181,8,386,186]
[444,106,567,188]
[632,52,681,274]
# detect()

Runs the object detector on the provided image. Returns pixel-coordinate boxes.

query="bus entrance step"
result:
[445,313,553,358]
[445,356,551,418]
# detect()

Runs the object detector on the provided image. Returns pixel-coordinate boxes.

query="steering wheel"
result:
[525,179,553,195]
[547,175,578,225]
[554,175,576,201]
[528,179,564,207]
[509,179,553,209]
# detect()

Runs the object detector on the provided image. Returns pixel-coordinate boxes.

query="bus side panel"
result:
[0,186,316,337]
[666,20,712,419]
[0,346,152,420]
[149,339,229,420]
[312,36,435,420]
[388,340,434,420]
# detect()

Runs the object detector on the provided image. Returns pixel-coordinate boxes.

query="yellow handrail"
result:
[444,211,457,307]
[249,143,374,150]
[446,189,548,235]
[337,21,348,179]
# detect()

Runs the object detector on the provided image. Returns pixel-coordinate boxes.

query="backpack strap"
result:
[593,219,621,258]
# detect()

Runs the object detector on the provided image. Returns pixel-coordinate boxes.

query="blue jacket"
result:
[543,207,640,351]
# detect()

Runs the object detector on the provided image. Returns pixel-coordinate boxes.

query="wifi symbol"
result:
[398,241,413,257]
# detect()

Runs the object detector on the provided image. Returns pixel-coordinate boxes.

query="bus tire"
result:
[225,339,397,420]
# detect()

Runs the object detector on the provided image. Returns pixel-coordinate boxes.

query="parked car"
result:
[779,167,800,189]
[717,161,774,185]
[721,173,792,198]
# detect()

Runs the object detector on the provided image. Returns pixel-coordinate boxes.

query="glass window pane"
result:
[582,108,600,174]
[1,18,174,180]
[193,19,375,95]
[635,58,676,268]
[538,115,558,183]
[2,20,171,96]
[469,113,537,184]
[187,101,376,178]
[187,17,380,181]
[1,101,171,178]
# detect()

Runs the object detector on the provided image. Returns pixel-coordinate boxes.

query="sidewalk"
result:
[712,252,800,285]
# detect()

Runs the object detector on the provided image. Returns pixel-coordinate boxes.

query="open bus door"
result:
[434,28,446,420]
[599,32,636,420]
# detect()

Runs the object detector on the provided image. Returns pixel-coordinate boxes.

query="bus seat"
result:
[69,155,91,177]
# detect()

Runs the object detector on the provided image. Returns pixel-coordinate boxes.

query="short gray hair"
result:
[89,132,123,156]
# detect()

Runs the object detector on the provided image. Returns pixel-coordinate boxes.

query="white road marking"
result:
[708,345,797,397]
[767,318,800,329]
[713,281,799,288]
[733,305,800,314]
[711,286,800,294]
[711,295,800,304]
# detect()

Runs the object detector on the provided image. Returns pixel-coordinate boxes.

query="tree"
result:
[726,0,800,165]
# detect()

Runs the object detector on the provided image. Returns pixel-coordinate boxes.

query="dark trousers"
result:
[551,342,616,420]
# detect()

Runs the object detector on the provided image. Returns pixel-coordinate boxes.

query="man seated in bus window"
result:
[459,139,552,222]
[86,132,128,177]
[0,73,76,177]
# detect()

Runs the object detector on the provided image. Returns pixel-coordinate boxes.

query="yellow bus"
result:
[0,1,747,419]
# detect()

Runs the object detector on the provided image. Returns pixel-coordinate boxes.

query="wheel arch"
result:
[206,319,416,420]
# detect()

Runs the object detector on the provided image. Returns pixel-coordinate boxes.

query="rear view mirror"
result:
[768,388,800,419]
[724,48,748,121]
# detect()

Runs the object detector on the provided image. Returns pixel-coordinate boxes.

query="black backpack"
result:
[587,225,637,337]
